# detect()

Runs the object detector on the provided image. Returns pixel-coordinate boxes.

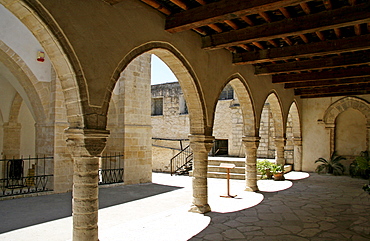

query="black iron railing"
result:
[99,153,124,185]
[170,145,193,175]
[0,156,53,197]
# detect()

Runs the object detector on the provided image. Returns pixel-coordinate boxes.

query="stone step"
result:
[208,165,245,174]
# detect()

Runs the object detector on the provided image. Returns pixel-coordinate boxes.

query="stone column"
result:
[2,122,21,158]
[326,124,335,155]
[366,125,370,152]
[242,136,260,192]
[293,137,302,171]
[275,137,286,166]
[66,128,109,241]
[189,134,214,214]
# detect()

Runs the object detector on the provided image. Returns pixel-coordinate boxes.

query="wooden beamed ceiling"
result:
[139,0,370,98]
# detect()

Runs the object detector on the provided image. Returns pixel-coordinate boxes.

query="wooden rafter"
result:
[255,52,370,75]
[295,83,370,97]
[203,3,370,50]
[165,0,312,33]
[233,34,370,64]
[284,77,370,89]
[141,0,171,15]
[272,66,370,83]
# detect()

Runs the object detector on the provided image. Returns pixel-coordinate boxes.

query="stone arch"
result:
[288,101,301,139]
[8,93,23,123]
[227,74,256,137]
[286,101,302,170]
[261,92,285,165]
[209,74,256,157]
[2,1,83,128]
[0,41,46,123]
[265,92,284,139]
[111,42,208,135]
[323,96,370,154]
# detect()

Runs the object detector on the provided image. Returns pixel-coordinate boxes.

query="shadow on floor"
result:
[0,183,182,234]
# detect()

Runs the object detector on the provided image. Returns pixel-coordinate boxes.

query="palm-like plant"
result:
[315,151,346,176]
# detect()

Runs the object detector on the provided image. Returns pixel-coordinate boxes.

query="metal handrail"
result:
[170,145,193,175]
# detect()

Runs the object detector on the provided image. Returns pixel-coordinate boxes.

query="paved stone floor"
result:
[0,172,369,240]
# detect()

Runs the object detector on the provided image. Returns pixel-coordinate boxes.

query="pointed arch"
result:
[265,92,284,139]
[111,42,208,135]
[227,74,256,137]
[0,41,46,123]
[323,96,370,125]
[288,101,301,139]
[2,1,83,128]
[323,96,370,154]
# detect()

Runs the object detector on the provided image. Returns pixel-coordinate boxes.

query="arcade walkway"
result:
[0,172,369,240]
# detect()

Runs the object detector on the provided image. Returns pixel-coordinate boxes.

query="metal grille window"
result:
[151,98,163,116]
[219,85,234,100]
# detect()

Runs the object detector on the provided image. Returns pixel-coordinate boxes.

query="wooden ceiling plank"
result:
[300,90,370,98]
[272,66,370,83]
[141,0,171,15]
[284,77,370,89]
[238,44,253,51]
[165,0,312,33]
[240,16,255,26]
[259,12,273,23]
[299,34,309,43]
[295,83,370,96]
[354,24,361,35]
[194,0,206,5]
[208,23,223,33]
[252,42,266,50]
[268,39,279,47]
[169,0,188,10]
[255,51,370,75]
[300,2,311,14]
[233,34,370,64]
[224,19,239,30]
[279,7,292,18]
[202,3,370,50]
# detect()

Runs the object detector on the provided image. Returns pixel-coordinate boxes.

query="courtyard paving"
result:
[0,172,369,240]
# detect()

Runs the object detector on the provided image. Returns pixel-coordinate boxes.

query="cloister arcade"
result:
[1,1,369,240]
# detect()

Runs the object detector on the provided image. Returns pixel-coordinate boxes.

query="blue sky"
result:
[151,55,178,85]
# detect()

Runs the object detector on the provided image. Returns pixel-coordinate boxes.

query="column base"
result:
[188,204,211,214]
[245,186,259,192]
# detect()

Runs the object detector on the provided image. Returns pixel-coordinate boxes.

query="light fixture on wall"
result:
[37,51,45,62]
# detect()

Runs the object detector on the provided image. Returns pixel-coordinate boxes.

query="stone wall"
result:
[105,53,152,184]
[302,96,370,173]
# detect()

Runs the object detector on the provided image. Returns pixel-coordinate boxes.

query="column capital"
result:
[188,134,214,153]
[242,136,260,149]
[66,128,110,156]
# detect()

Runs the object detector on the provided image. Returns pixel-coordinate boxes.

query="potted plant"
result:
[270,163,285,181]
[315,151,346,176]
[257,160,273,179]
[350,151,370,179]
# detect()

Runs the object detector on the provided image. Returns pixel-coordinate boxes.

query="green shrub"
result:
[315,151,345,176]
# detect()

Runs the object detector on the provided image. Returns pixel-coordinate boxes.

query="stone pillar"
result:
[189,134,214,214]
[275,137,286,166]
[66,128,109,241]
[326,124,335,155]
[121,54,152,185]
[2,122,21,158]
[293,137,302,171]
[242,136,260,192]
[367,125,370,152]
